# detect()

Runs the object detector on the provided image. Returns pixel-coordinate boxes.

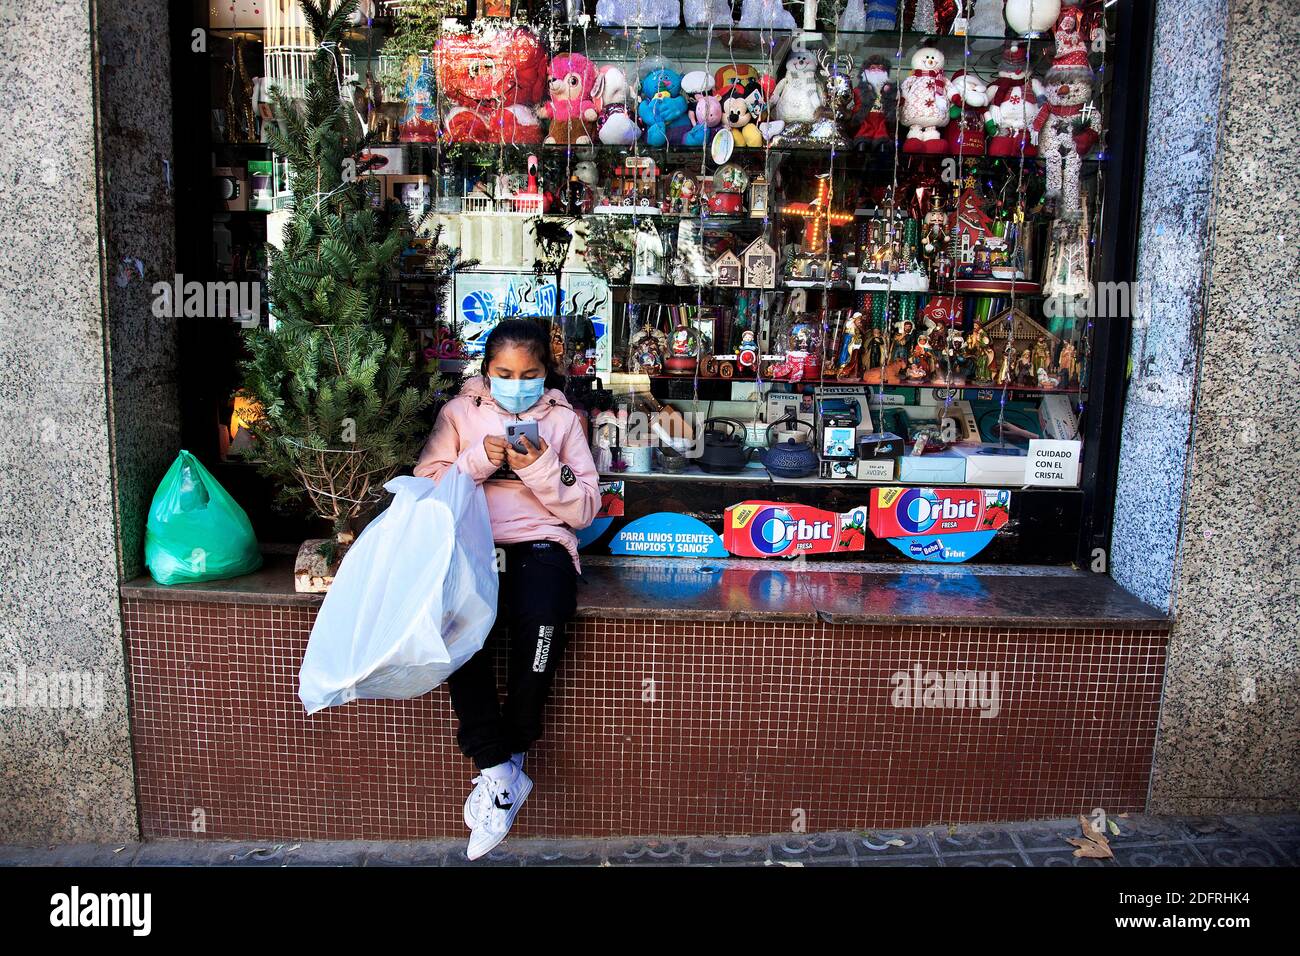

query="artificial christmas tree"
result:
[239,0,465,590]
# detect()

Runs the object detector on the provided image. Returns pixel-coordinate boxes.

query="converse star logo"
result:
[560,464,576,486]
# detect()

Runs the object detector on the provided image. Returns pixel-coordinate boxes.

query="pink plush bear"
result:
[538,53,599,145]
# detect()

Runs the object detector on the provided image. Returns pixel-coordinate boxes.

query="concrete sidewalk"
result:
[2,814,1296,867]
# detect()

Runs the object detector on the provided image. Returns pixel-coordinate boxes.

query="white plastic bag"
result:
[298,468,499,714]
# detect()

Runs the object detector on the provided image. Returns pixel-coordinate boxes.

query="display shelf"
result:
[600,464,771,483]
[599,466,1084,491]
[640,375,1086,395]
[358,140,1109,166]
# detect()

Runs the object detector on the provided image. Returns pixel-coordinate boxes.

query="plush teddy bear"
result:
[538,53,599,145]
[683,94,724,147]
[638,68,691,147]
[943,69,990,154]
[899,45,952,153]
[595,0,681,27]
[770,46,824,124]
[591,66,641,145]
[436,26,547,144]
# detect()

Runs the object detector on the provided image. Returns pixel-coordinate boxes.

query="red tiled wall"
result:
[122,599,1167,839]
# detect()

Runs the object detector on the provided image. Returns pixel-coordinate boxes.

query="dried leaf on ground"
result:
[1065,814,1114,859]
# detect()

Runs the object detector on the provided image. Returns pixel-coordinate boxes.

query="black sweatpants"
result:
[446,540,578,772]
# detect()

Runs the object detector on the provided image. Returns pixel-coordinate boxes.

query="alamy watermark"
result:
[1043,280,1153,324]
[0,660,105,718]
[152,273,260,327]
[889,663,1001,718]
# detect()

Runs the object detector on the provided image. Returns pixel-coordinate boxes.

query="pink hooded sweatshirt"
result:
[413,376,600,573]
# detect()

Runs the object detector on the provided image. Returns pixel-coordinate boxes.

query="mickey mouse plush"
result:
[719,83,763,147]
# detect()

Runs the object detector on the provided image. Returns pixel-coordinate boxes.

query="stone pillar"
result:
[1112,0,1299,811]
[0,0,177,842]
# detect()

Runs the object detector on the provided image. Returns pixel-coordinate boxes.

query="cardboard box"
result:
[822,425,856,459]
[820,458,858,479]
[954,444,1028,486]
[815,385,873,433]
[1039,394,1080,440]
[856,431,904,460]
[767,391,814,437]
[899,453,967,484]
[856,459,895,482]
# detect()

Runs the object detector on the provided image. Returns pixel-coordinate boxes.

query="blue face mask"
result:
[489,375,546,414]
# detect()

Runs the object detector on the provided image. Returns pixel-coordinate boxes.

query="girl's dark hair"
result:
[480,319,565,391]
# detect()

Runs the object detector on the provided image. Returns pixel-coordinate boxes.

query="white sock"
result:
[482,760,515,785]
[511,751,525,766]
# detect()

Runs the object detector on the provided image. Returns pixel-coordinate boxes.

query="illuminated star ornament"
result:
[781,174,853,255]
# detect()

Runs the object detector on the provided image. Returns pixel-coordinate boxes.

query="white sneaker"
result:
[466,765,532,861]
[463,753,525,830]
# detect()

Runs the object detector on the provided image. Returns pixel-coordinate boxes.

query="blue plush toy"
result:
[638,68,690,148]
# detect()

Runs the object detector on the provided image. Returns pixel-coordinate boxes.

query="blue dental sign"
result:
[610,513,727,558]
[883,531,1000,563]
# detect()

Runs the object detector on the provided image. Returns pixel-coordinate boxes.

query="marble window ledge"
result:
[120,553,1170,628]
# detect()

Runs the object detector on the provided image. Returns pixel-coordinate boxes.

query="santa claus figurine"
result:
[985,42,1043,157]
[900,46,952,154]
[852,55,895,150]
[943,69,990,155]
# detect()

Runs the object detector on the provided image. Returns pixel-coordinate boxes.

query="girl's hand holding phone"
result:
[506,435,548,469]
[483,435,510,467]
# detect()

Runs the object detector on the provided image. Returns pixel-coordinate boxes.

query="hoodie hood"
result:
[460,374,573,418]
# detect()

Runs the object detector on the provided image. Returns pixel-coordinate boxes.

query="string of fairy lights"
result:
[343,0,1108,477]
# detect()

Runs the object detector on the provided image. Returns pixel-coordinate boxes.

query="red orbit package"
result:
[436,26,547,144]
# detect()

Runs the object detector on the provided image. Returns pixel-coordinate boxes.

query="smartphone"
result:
[505,420,540,454]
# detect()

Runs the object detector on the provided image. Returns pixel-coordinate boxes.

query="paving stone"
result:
[1114,844,1206,867]
[945,852,1028,866]
[683,837,767,865]
[360,842,452,866]
[3,814,1296,868]
[1192,841,1293,867]
[607,838,691,865]
[766,832,855,864]
[519,840,607,866]
[936,825,1021,856]
[0,843,137,866]
[1023,847,1112,867]
[851,829,939,861]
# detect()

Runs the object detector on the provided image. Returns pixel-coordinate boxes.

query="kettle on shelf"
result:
[760,418,820,479]
[698,417,757,474]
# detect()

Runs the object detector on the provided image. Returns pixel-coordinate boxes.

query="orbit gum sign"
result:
[869,487,1012,563]
[723,502,869,558]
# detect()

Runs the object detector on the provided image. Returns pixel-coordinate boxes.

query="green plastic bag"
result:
[144,450,262,585]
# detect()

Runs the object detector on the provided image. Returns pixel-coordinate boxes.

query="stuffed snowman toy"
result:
[771,46,824,124]
[985,41,1042,156]
[1033,5,1100,220]
[900,46,952,153]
